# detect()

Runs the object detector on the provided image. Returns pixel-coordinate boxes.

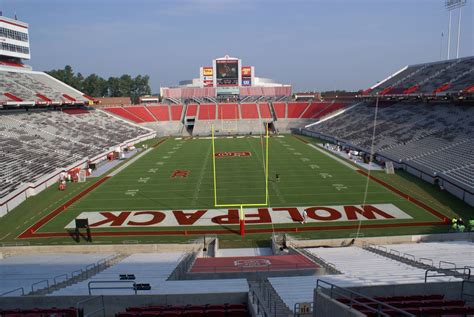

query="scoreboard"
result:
[216,60,239,86]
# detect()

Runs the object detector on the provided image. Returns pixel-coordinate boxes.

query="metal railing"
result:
[1,253,121,296]
[461,280,474,301]
[76,295,105,317]
[315,279,415,317]
[425,267,471,282]
[87,280,137,295]
[249,278,290,317]
[31,279,49,293]
[285,234,341,274]
[0,287,24,296]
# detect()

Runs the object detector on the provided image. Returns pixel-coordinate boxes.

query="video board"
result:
[216,60,238,86]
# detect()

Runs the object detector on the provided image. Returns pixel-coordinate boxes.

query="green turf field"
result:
[0,134,472,246]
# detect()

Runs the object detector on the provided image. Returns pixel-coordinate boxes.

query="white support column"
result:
[456,5,462,58]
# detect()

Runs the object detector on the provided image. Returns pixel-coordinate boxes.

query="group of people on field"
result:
[451,217,471,232]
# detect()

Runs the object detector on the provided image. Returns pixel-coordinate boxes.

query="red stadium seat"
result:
[105,107,145,123]
[218,103,239,119]
[198,104,216,120]
[170,105,184,120]
[272,102,286,118]
[147,105,170,121]
[240,103,259,119]
[204,309,226,317]
[186,104,198,117]
[258,103,272,118]
[287,102,309,118]
[126,106,156,122]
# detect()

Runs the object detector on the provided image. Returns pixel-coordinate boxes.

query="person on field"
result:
[301,210,307,224]
[451,217,458,231]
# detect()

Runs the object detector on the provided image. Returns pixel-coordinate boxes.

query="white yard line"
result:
[307,143,358,171]
[0,232,11,241]
[108,148,153,177]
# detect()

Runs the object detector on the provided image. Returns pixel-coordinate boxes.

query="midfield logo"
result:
[65,204,412,229]
[171,170,189,178]
[214,152,251,158]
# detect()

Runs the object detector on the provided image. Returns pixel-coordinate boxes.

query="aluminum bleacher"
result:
[379,241,474,269]
[268,246,461,312]
[48,252,244,296]
[0,109,151,201]
[366,56,474,96]
[305,101,474,204]
[0,69,89,105]
[0,253,115,296]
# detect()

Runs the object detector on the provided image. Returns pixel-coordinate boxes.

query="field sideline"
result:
[1,134,472,247]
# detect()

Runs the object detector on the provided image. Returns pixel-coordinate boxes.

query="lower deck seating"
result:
[198,104,217,120]
[0,109,150,199]
[116,303,248,317]
[127,106,156,122]
[258,103,272,119]
[338,294,474,317]
[105,107,145,123]
[0,307,78,317]
[287,102,309,118]
[272,102,286,118]
[239,104,259,119]
[218,104,239,120]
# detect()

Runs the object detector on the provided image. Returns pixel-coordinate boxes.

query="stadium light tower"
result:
[444,0,467,59]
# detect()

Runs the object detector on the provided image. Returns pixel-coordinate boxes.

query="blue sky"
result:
[1,0,472,93]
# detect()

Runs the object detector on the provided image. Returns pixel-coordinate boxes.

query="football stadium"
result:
[0,1,473,316]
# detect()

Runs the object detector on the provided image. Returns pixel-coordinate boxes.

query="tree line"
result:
[46,65,152,103]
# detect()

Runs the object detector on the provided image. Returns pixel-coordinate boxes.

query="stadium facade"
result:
[160,55,292,101]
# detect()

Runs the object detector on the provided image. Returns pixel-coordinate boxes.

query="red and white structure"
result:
[0,16,91,107]
[0,15,30,61]
[161,55,292,99]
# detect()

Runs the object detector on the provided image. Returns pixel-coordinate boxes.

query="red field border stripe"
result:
[18,220,446,239]
[152,138,168,148]
[18,176,111,239]
[293,135,309,144]
[356,170,449,222]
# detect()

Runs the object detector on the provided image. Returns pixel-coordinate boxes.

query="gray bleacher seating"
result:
[0,69,89,104]
[309,102,474,192]
[0,109,151,199]
[0,253,115,295]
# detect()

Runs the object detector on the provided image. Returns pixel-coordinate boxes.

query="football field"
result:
[0,134,460,246]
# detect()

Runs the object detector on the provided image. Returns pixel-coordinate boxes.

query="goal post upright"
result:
[211,124,218,207]
[211,123,270,236]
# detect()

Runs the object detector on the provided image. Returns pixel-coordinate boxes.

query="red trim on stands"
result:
[0,61,25,67]
[0,18,28,29]
[362,88,373,95]
[4,92,22,102]
[379,87,394,95]
[433,83,450,94]
[463,84,474,93]
[62,94,76,102]
[403,85,419,94]
[36,93,52,103]
[82,94,95,101]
